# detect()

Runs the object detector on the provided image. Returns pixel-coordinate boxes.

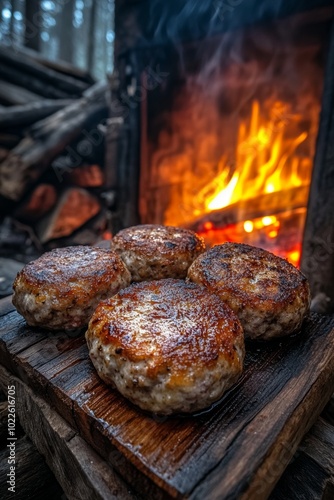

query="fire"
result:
[143,41,323,270]
[157,95,320,268]
[201,100,311,213]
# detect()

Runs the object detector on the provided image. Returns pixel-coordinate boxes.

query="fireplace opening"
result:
[138,10,331,268]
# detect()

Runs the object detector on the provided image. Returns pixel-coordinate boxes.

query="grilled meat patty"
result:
[86,279,245,415]
[187,243,310,340]
[110,224,206,282]
[12,246,131,331]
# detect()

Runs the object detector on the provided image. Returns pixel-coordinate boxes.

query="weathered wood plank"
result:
[0,435,64,500]
[0,295,15,317]
[301,16,334,312]
[14,373,136,500]
[0,306,333,499]
[298,417,334,474]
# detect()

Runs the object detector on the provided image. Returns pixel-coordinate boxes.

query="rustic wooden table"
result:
[0,364,333,500]
[0,288,333,499]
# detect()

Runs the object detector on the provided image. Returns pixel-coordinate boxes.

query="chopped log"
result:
[0,45,90,97]
[0,62,72,100]
[0,100,73,130]
[13,45,95,85]
[37,188,101,243]
[67,164,104,187]
[0,80,43,106]
[29,81,107,140]
[186,186,309,232]
[14,184,58,223]
[0,148,8,162]
[48,210,108,247]
[0,82,108,201]
[0,134,21,149]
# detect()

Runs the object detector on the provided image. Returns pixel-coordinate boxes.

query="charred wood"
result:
[187,186,309,232]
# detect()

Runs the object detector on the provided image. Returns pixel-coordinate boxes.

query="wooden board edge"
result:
[0,364,136,500]
[241,349,334,500]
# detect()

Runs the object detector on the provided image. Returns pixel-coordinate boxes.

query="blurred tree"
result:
[25,0,40,51]
[0,0,114,79]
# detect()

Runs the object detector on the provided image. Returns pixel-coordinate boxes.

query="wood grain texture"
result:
[301,16,334,312]
[0,435,64,500]
[14,376,135,500]
[0,302,334,499]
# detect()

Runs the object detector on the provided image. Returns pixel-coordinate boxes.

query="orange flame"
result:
[200,100,311,212]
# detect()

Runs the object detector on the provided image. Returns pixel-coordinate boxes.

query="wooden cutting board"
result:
[1,295,334,500]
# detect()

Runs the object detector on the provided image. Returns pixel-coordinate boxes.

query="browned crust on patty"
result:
[87,279,244,382]
[187,243,311,339]
[13,246,128,298]
[12,246,131,330]
[110,224,206,281]
[111,224,205,257]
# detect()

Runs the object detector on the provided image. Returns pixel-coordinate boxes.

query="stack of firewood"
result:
[0,44,111,255]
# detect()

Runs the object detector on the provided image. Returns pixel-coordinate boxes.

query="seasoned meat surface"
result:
[110,224,206,282]
[187,243,310,340]
[12,246,131,330]
[86,279,244,415]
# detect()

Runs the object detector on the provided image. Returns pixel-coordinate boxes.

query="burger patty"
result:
[86,279,245,415]
[187,243,310,340]
[12,246,131,331]
[110,224,206,282]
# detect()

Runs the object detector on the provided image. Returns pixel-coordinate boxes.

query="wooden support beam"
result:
[301,17,334,313]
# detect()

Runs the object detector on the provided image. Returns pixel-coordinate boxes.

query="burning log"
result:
[187,186,309,232]
[0,45,90,98]
[0,100,74,130]
[0,82,108,201]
